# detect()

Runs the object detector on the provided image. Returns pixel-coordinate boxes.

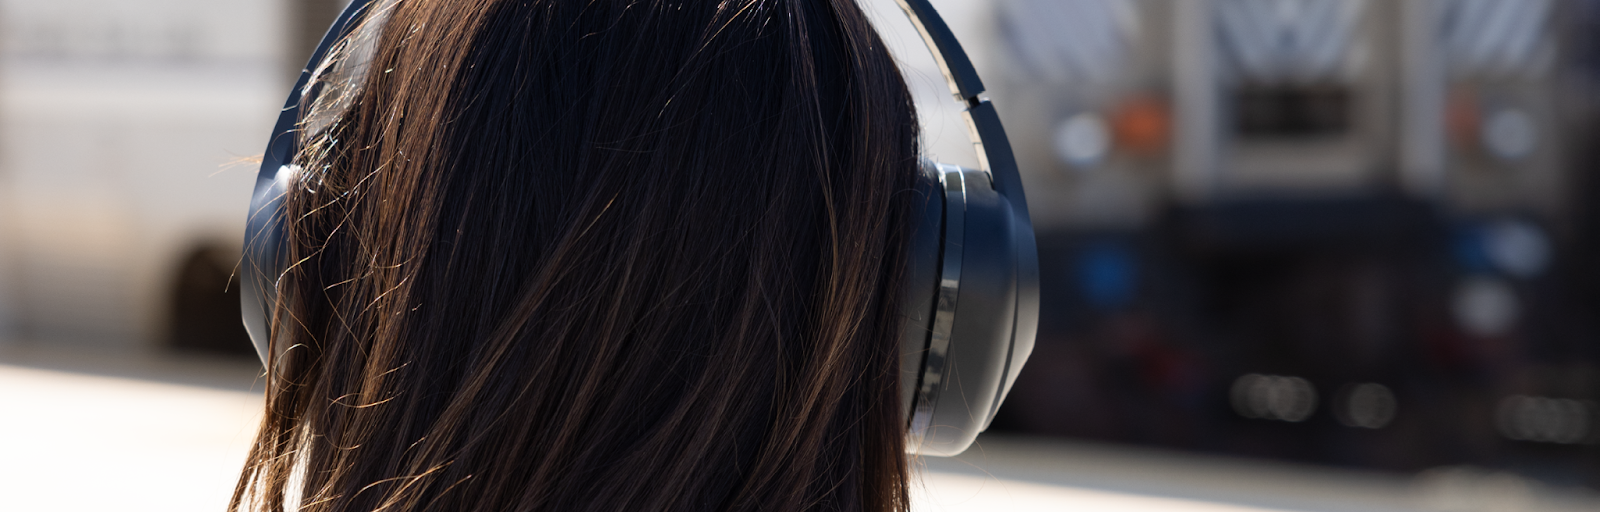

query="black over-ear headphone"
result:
[243,0,1037,457]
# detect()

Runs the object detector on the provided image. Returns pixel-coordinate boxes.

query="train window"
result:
[1231,85,1350,138]
[1215,0,1364,139]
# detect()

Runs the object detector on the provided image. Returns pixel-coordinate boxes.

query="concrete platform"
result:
[1,346,1596,512]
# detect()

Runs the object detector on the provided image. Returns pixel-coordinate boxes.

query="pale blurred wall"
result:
[0,0,288,348]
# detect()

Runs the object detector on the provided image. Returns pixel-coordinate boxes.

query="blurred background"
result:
[981,0,1600,490]
[1,0,1599,510]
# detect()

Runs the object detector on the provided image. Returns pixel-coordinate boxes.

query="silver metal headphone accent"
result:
[907,162,968,451]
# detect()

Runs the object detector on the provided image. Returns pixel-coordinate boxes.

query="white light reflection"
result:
[1231,374,1317,422]
[1054,112,1112,169]
[1481,107,1538,162]
[1496,395,1598,445]
[1335,382,1396,429]
[1484,219,1550,279]
[1451,277,1519,338]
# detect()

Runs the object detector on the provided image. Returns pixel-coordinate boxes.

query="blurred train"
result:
[984,0,1600,488]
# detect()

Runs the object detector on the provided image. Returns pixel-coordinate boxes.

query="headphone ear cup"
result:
[904,163,1022,456]
[242,164,295,365]
[243,0,377,367]
[900,163,946,427]
[984,197,1039,431]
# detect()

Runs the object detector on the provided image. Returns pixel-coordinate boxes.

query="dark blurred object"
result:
[1232,85,1351,138]
[168,247,254,358]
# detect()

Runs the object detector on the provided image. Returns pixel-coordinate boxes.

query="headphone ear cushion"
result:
[900,164,946,426]
[984,200,1038,430]
[904,163,1027,456]
[923,168,1018,455]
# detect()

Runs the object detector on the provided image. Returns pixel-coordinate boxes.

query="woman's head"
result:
[237,0,921,511]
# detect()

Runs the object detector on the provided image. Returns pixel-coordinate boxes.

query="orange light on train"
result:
[1446,89,1481,151]
[1112,95,1170,155]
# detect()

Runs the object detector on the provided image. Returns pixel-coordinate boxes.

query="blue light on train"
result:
[1452,225,1496,274]
[1452,220,1550,278]
[1483,219,1550,278]
[1077,241,1137,311]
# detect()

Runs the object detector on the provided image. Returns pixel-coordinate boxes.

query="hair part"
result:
[234,1,922,511]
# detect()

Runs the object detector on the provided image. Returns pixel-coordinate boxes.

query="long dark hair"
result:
[233,0,922,510]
